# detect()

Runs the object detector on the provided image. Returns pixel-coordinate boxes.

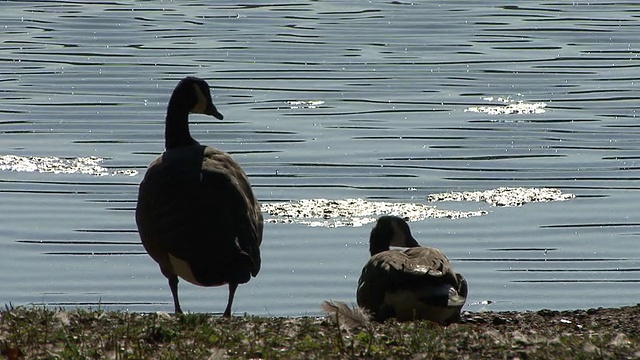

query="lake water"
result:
[1,1,639,317]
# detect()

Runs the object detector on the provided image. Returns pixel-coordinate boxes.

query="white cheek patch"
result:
[191,84,207,114]
[168,253,203,286]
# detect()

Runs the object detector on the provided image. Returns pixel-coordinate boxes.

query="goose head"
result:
[165,76,224,149]
[369,216,420,256]
[168,76,224,119]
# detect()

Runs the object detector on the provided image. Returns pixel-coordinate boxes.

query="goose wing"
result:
[136,145,263,285]
[401,247,458,283]
[356,250,408,317]
[402,247,467,307]
[199,146,263,275]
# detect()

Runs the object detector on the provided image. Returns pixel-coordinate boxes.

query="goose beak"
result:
[205,106,224,120]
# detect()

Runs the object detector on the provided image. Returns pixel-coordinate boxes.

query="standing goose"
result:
[356,216,467,324]
[135,76,263,317]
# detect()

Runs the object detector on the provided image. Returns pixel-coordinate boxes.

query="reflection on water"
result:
[0,155,137,176]
[263,197,488,227]
[0,1,639,315]
[262,187,575,227]
[428,187,575,207]
[465,97,547,115]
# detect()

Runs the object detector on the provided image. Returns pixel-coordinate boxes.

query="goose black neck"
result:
[369,241,389,257]
[165,102,199,149]
[369,224,391,256]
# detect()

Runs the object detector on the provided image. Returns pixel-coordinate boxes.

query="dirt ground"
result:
[460,305,639,337]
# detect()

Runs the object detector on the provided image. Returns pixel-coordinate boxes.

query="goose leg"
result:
[167,275,183,314]
[223,283,238,318]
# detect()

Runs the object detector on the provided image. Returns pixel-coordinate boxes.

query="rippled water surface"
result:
[1,1,639,316]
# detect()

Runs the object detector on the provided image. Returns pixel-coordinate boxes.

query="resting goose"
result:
[135,76,263,317]
[356,216,467,324]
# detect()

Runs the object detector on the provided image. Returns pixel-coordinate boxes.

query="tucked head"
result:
[369,216,420,256]
[170,76,224,120]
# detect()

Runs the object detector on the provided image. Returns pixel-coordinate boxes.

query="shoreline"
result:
[1,304,638,359]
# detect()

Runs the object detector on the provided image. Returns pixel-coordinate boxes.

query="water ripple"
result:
[2,0,640,314]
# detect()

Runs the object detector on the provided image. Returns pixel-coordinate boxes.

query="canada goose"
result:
[356,216,467,324]
[135,76,263,317]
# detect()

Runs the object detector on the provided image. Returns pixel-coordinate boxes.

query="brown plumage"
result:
[135,76,263,317]
[356,216,467,324]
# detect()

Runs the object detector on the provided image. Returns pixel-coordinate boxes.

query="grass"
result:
[0,304,638,359]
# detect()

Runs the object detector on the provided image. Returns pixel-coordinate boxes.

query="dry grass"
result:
[1,304,638,359]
